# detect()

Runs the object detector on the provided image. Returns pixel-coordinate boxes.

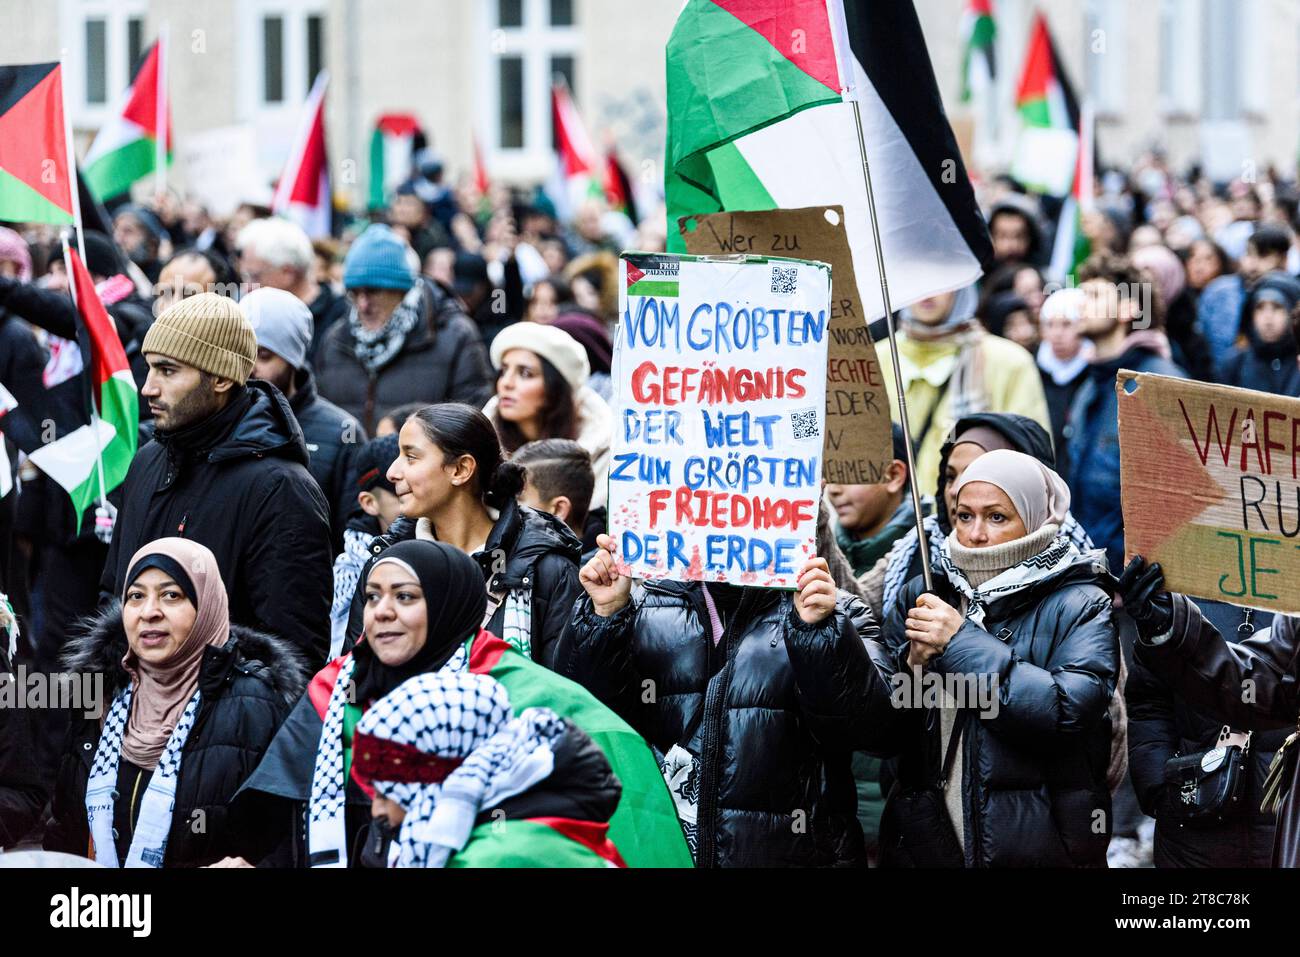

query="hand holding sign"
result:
[581,533,632,618]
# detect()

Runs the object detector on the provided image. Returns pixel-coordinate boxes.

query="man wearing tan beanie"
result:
[98,293,333,665]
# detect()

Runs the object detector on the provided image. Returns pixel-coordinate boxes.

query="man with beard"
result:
[100,292,332,666]
[244,287,366,551]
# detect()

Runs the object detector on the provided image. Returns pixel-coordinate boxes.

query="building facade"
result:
[0,0,1294,211]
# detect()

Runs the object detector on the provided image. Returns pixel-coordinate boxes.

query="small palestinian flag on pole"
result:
[960,0,997,103]
[26,242,138,528]
[0,61,75,225]
[603,146,639,225]
[547,78,602,220]
[83,38,172,203]
[1011,11,1081,197]
[472,133,490,196]
[272,71,331,238]
[1049,98,1095,282]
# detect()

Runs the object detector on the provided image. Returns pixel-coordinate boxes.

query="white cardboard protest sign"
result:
[609,253,831,588]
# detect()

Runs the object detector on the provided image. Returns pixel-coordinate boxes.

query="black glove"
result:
[1117,556,1173,638]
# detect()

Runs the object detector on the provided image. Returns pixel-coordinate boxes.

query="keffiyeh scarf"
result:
[330,528,376,658]
[307,644,472,867]
[347,285,424,376]
[85,685,202,868]
[937,533,1077,628]
[356,671,567,868]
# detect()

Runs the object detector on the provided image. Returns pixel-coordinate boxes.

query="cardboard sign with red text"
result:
[611,252,830,587]
[1119,370,1300,613]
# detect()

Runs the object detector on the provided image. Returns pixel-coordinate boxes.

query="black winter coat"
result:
[99,382,333,667]
[0,644,48,847]
[345,500,583,668]
[878,552,1119,867]
[307,284,350,363]
[288,367,366,551]
[43,604,309,867]
[555,583,898,867]
[1126,599,1285,868]
[313,277,493,433]
[1134,595,1300,867]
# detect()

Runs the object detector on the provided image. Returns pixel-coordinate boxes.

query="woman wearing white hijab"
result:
[875,449,1119,868]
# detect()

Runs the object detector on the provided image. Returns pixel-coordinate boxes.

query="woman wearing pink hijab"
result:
[877,449,1119,867]
[1133,244,1214,381]
[44,538,309,867]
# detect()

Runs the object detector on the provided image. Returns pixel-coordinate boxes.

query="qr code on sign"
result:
[771,266,798,295]
[790,407,820,441]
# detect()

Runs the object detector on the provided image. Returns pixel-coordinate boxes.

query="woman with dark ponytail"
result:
[344,403,583,668]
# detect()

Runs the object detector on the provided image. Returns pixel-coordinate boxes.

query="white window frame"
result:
[1159,0,1201,118]
[59,0,149,127]
[1084,0,1127,119]
[235,0,327,122]
[479,0,580,169]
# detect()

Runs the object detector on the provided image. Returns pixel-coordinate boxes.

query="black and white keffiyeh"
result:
[347,285,424,376]
[937,532,1077,628]
[881,512,1094,616]
[307,643,473,867]
[356,671,566,868]
[85,685,201,868]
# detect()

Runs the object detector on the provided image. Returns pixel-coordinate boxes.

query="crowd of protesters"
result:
[2,148,1300,867]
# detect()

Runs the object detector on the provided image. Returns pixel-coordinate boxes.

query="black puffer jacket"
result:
[878,552,1118,867]
[43,604,310,867]
[313,277,493,433]
[1126,599,1286,868]
[288,366,367,550]
[1134,595,1300,867]
[346,500,583,668]
[0,644,48,847]
[555,583,898,867]
[99,382,333,666]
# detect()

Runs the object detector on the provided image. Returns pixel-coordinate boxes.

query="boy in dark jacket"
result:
[1216,271,1300,397]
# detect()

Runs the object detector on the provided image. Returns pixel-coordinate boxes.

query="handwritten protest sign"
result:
[610,253,831,587]
[680,206,892,485]
[1119,370,1300,613]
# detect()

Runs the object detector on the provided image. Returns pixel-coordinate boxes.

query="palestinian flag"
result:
[245,631,694,868]
[27,247,137,523]
[272,72,331,238]
[604,147,639,225]
[367,113,421,210]
[1049,99,1094,282]
[547,79,602,220]
[1011,11,1080,197]
[960,0,997,103]
[83,40,171,203]
[665,0,991,320]
[0,62,75,225]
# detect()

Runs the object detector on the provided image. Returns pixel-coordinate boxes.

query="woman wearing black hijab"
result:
[242,539,693,867]
[239,540,485,868]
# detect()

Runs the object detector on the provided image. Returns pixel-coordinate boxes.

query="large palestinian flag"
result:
[0,62,75,225]
[83,40,171,203]
[271,71,331,238]
[665,0,991,319]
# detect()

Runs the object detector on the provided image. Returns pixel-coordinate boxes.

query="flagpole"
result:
[59,49,110,526]
[155,23,169,197]
[825,1,934,591]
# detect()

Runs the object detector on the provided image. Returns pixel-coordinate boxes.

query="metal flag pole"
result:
[155,23,169,197]
[59,49,111,527]
[825,0,934,591]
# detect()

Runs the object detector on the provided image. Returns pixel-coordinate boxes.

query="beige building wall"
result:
[2,0,1298,211]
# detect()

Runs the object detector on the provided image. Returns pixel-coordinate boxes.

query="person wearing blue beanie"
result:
[315,225,492,433]
[342,224,417,293]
